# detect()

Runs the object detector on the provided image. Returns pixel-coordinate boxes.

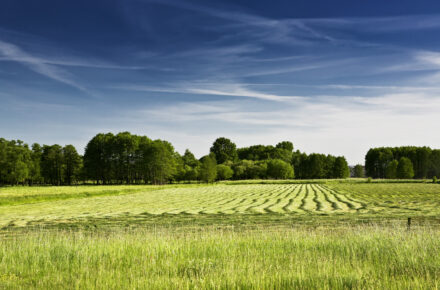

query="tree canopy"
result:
[210,137,237,164]
[365,147,438,179]
[397,157,415,179]
[0,134,359,185]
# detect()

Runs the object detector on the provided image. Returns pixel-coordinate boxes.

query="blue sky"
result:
[1,0,440,164]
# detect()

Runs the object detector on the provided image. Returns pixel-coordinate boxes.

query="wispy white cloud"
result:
[0,41,151,71]
[185,83,304,102]
[141,0,335,46]
[416,51,440,67]
[113,82,305,102]
[319,84,440,92]
[0,40,90,93]
[131,90,440,131]
[381,50,440,84]
[297,15,440,33]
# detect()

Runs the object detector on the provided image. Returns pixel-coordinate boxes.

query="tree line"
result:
[0,138,82,185]
[0,133,351,185]
[365,147,440,179]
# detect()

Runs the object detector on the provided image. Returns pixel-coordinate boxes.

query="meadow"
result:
[1,181,440,289]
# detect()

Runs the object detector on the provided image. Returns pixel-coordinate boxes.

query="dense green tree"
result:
[385,160,398,179]
[134,136,153,183]
[237,143,293,163]
[172,154,186,182]
[291,150,307,179]
[237,145,273,161]
[1,139,83,186]
[276,141,294,152]
[272,141,294,163]
[303,154,326,179]
[365,146,440,179]
[365,148,393,178]
[179,149,201,182]
[113,132,139,183]
[41,145,64,185]
[2,140,31,185]
[385,160,399,179]
[324,155,336,178]
[199,154,217,183]
[8,140,32,184]
[290,152,349,179]
[353,164,364,178]
[183,165,199,182]
[232,160,252,180]
[429,150,440,179]
[414,147,431,178]
[0,139,7,184]
[182,149,199,167]
[63,145,82,185]
[365,148,380,178]
[29,143,43,185]
[232,160,267,180]
[333,157,349,178]
[210,137,237,164]
[216,164,233,180]
[143,140,177,185]
[83,133,115,184]
[397,157,414,179]
[266,159,294,179]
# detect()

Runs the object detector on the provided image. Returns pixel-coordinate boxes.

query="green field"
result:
[1,182,440,288]
[1,182,440,228]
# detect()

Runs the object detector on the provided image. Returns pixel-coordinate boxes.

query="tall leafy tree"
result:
[179,149,200,182]
[385,160,398,179]
[0,138,8,184]
[113,132,138,183]
[365,146,440,179]
[83,133,115,184]
[353,164,364,178]
[41,145,64,185]
[210,137,237,164]
[199,154,217,183]
[183,165,199,182]
[276,141,294,152]
[304,154,326,179]
[429,150,440,178]
[267,159,294,179]
[232,160,267,179]
[5,140,31,185]
[333,157,349,178]
[182,149,199,167]
[291,150,307,179]
[63,145,82,185]
[397,157,414,179]
[134,136,152,183]
[29,143,43,185]
[216,164,234,180]
[143,140,177,185]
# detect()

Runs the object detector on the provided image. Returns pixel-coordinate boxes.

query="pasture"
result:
[1,181,440,289]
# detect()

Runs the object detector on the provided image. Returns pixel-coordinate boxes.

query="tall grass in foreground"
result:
[1,227,440,289]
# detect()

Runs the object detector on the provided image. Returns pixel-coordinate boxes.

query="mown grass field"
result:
[1,181,440,289]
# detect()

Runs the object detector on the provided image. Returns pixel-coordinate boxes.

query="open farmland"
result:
[2,182,440,289]
[1,182,440,228]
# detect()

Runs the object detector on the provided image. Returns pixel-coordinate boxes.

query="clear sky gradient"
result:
[1,0,440,164]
